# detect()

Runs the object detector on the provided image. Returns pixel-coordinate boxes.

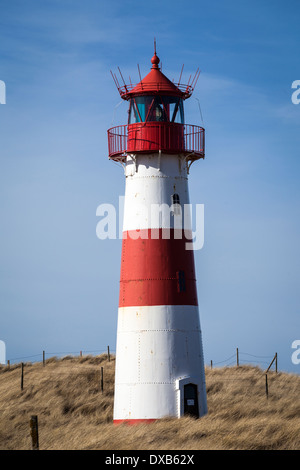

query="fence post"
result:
[30,415,39,450]
[210,360,213,369]
[236,348,239,367]
[265,374,269,399]
[107,346,110,362]
[101,367,104,393]
[21,362,24,391]
[266,353,277,373]
[43,350,45,367]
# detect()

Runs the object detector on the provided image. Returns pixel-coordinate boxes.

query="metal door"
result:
[183,383,199,418]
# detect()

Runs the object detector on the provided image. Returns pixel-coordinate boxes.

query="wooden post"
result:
[101,367,104,393]
[236,347,239,367]
[265,374,268,399]
[266,353,277,373]
[7,359,10,369]
[80,350,82,357]
[210,360,213,369]
[107,345,110,362]
[43,350,45,367]
[21,362,24,391]
[30,415,39,450]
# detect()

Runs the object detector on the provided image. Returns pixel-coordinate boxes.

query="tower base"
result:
[113,305,207,422]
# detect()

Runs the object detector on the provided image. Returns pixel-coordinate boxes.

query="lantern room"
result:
[128,95,184,125]
[107,50,205,161]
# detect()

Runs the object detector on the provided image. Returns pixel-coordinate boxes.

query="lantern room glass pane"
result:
[128,96,184,124]
[169,98,184,124]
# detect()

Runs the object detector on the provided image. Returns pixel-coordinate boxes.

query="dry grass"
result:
[0,355,299,450]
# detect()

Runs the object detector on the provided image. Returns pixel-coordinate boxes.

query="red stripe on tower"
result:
[119,229,198,307]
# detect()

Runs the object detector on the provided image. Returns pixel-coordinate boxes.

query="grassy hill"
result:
[0,355,299,450]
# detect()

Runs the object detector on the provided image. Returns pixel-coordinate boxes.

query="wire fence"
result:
[2,346,278,374]
[210,350,276,368]
[5,347,116,366]
[0,346,280,411]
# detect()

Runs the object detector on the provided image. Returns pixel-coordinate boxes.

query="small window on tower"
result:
[172,193,180,205]
[172,193,181,215]
[176,270,186,293]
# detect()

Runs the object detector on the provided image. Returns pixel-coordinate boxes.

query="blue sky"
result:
[0,0,299,372]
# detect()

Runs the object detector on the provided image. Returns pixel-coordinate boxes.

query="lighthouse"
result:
[107,47,207,423]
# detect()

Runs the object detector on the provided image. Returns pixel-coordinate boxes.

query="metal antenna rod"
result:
[137,63,142,81]
[118,67,128,92]
[190,67,199,89]
[137,63,143,89]
[185,74,192,93]
[178,64,184,85]
[110,70,119,90]
[196,98,204,124]
[192,69,201,91]
[114,72,121,90]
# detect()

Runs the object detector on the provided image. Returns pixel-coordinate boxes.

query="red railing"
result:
[107,123,205,160]
[184,124,205,156]
[107,125,128,158]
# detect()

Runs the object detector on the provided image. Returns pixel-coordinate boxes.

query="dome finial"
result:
[151,37,160,69]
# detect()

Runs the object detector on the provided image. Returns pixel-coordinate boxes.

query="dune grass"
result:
[0,355,299,450]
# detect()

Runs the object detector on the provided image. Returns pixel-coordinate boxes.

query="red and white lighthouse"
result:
[108,48,207,423]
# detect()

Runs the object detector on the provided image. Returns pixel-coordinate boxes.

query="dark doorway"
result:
[183,383,199,418]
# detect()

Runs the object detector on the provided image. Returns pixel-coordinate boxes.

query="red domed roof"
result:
[126,52,183,98]
[112,52,198,101]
